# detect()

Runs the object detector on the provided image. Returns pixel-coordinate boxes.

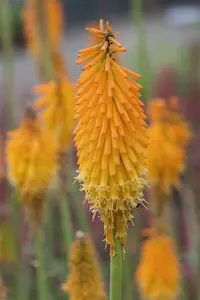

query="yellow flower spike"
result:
[74,19,148,255]
[34,77,75,152]
[6,106,56,225]
[23,0,63,57]
[61,231,107,300]
[50,51,67,78]
[136,226,180,300]
[147,97,191,194]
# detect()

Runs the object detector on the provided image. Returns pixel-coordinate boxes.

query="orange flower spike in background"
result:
[6,106,56,199]
[74,19,148,254]
[61,231,107,300]
[147,97,191,193]
[136,226,180,300]
[34,77,75,152]
[23,0,63,57]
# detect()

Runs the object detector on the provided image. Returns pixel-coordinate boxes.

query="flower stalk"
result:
[34,233,49,300]
[0,0,15,129]
[60,194,73,264]
[131,0,151,100]
[25,0,55,80]
[110,235,122,300]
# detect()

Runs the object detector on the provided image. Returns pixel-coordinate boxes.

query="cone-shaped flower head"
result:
[61,231,107,300]
[23,0,63,57]
[86,21,120,63]
[34,77,75,152]
[6,106,56,195]
[74,19,148,254]
[147,97,191,193]
[136,225,180,300]
[6,107,56,224]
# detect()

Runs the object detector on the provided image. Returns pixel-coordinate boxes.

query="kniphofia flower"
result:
[136,225,180,300]
[86,20,120,63]
[23,0,63,57]
[147,97,191,194]
[6,107,56,224]
[74,19,148,254]
[61,231,106,300]
[34,77,75,152]
[87,21,104,47]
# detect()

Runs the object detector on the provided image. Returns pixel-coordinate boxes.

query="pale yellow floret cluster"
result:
[61,232,107,300]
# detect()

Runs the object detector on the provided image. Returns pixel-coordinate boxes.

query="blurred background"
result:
[0,0,200,116]
[0,0,200,299]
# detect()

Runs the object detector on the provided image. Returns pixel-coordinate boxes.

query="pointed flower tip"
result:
[76,230,84,238]
[62,234,107,299]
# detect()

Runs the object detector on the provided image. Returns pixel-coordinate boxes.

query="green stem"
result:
[9,191,21,300]
[69,150,89,232]
[0,0,15,129]
[110,235,123,300]
[34,0,55,81]
[60,196,73,265]
[58,152,74,270]
[34,233,49,300]
[19,262,31,300]
[197,241,200,300]
[73,192,89,232]
[131,0,151,101]
[45,197,55,257]
[123,254,133,300]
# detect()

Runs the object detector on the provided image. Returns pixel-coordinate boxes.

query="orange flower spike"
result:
[6,106,56,197]
[74,19,148,255]
[23,0,63,56]
[147,97,191,193]
[61,231,107,300]
[136,227,180,300]
[6,106,56,225]
[34,77,75,152]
